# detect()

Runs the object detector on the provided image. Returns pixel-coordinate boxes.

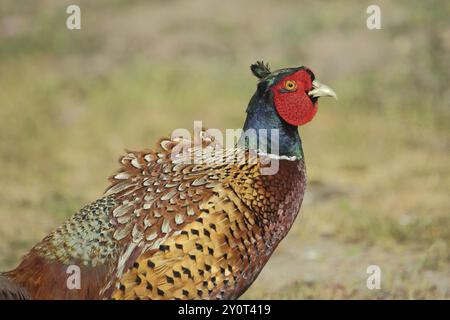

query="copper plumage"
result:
[1,62,337,299]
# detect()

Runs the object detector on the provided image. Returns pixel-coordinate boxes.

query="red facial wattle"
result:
[271,70,318,126]
[273,90,318,126]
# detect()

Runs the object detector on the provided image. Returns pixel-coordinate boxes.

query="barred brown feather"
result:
[6,131,306,299]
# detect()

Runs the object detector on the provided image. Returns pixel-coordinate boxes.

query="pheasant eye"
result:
[284,80,297,91]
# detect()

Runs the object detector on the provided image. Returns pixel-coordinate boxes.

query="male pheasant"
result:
[0,62,336,300]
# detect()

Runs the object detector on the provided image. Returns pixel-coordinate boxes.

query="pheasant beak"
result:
[308,80,338,100]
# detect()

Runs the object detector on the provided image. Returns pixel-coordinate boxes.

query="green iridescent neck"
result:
[238,93,303,159]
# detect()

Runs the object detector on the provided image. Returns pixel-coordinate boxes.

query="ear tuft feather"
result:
[250,61,271,79]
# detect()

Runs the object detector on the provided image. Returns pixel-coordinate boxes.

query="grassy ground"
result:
[0,0,449,299]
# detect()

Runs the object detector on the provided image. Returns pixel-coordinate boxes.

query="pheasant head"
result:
[250,61,337,126]
[241,61,337,158]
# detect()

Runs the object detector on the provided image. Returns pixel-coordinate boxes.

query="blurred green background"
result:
[0,0,449,299]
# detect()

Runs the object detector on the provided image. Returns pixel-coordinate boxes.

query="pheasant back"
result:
[6,132,306,299]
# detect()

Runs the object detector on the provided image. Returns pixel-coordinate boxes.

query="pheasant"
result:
[0,62,336,300]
